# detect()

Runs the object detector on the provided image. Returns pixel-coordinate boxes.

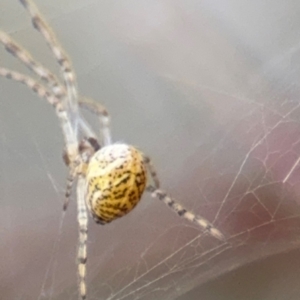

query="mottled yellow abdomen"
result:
[85,144,147,224]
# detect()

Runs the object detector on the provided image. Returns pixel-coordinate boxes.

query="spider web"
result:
[2,0,300,300]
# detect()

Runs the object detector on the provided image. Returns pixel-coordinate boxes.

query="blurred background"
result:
[1,0,300,299]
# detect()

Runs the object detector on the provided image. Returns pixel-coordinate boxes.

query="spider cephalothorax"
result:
[0,1,225,299]
[62,137,100,167]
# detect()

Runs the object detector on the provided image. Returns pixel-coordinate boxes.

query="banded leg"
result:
[0,67,60,107]
[0,66,102,138]
[76,176,89,300]
[63,168,76,211]
[0,30,99,142]
[146,186,225,241]
[0,66,79,162]
[144,156,225,241]
[0,30,65,98]
[20,0,79,118]
[143,155,160,188]
[0,30,85,144]
[79,97,112,146]
[0,68,81,209]
[0,9,111,146]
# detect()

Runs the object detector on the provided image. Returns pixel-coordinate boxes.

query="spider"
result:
[0,0,225,299]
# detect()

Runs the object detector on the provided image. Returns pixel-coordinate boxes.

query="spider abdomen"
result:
[85,144,147,224]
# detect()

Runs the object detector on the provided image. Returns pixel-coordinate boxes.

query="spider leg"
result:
[76,176,89,300]
[20,0,79,120]
[0,33,100,144]
[0,29,111,146]
[63,168,76,211]
[11,72,76,169]
[0,68,82,208]
[0,30,83,138]
[0,68,72,148]
[143,155,160,188]
[0,67,60,107]
[0,10,112,148]
[79,97,112,146]
[146,186,225,241]
[0,59,100,138]
[0,30,65,98]
[143,156,225,241]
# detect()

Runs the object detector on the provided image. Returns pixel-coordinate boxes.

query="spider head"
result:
[62,137,101,166]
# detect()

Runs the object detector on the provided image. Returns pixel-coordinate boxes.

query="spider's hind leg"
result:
[143,155,225,241]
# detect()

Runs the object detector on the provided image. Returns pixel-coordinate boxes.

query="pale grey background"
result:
[1,0,300,300]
